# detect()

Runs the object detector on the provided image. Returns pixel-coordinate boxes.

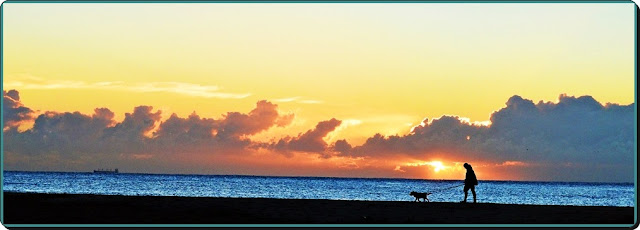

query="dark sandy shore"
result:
[2,192,634,224]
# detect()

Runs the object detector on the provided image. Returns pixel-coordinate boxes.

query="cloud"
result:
[150,112,246,154]
[275,113,296,127]
[4,77,250,99]
[336,94,634,182]
[152,101,293,153]
[324,119,361,143]
[3,90,35,130]
[150,101,294,154]
[4,90,293,158]
[216,100,293,139]
[128,82,250,99]
[100,106,163,153]
[3,90,634,182]
[272,97,301,103]
[272,118,342,157]
[152,112,217,143]
[272,96,324,104]
[4,108,117,156]
[332,139,353,153]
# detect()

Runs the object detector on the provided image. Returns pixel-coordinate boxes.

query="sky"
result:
[2,3,636,182]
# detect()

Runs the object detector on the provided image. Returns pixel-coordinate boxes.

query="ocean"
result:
[2,171,634,207]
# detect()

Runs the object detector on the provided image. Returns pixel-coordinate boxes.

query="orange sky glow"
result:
[2,3,635,183]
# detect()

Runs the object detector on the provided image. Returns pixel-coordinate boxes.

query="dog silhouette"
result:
[410,191,431,202]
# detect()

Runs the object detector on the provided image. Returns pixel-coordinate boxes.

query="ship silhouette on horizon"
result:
[93,168,119,174]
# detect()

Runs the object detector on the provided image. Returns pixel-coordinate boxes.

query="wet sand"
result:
[2,192,634,224]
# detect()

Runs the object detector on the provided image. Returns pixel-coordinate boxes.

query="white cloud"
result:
[4,77,251,99]
[273,97,301,103]
[271,96,324,104]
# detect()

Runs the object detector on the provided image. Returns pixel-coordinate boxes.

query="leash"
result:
[429,183,465,193]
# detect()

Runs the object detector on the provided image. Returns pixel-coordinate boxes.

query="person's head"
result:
[463,163,472,170]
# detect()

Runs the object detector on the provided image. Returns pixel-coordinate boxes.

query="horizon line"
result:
[3,169,634,184]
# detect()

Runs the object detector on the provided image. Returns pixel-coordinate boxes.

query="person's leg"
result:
[471,186,476,203]
[463,186,469,202]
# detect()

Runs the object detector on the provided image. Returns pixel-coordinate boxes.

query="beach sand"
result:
[2,192,634,224]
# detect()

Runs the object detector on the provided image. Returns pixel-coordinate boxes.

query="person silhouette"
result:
[461,163,478,203]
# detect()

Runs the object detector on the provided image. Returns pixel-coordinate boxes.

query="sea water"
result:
[2,171,634,207]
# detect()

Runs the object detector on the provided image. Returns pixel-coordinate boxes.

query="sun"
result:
[427,161,448,172]
[407,160,450,173]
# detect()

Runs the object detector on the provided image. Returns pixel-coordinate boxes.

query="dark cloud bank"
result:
[2,90,635,182]
[4,90,293,156]
[336,94,635,182]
